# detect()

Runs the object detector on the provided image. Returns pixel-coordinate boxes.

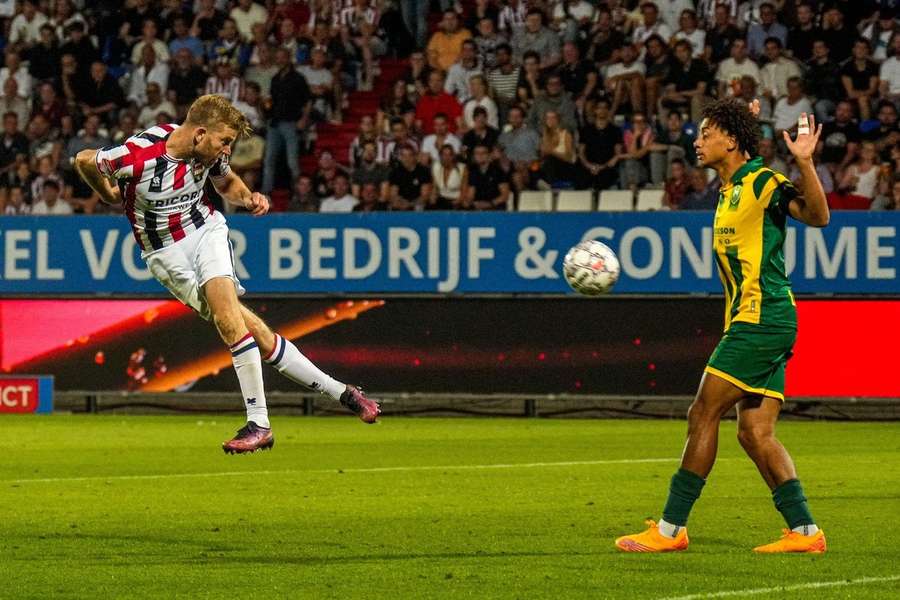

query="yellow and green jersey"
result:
[713,156,798,331]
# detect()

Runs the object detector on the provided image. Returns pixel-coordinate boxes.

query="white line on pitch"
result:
[1,457,678,485]
[657,575,900,600]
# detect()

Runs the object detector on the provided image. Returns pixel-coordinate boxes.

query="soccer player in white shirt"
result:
[74,95,380,453]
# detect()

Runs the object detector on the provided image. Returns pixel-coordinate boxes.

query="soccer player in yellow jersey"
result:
[615,99,830,553]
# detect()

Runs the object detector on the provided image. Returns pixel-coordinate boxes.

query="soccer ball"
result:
[562,240,621,296]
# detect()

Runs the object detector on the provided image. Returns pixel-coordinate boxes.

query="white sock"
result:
[230,333,270,428]
[792,524,819,536]
[657,519,683,539]
[264,334,346,401]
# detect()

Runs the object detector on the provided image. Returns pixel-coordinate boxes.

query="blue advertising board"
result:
[0,212,896,294]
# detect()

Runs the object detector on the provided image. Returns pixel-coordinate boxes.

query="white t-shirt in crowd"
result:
[319,194,359,213]
[881,57,900,95]
[31,199,73,215]
[773,96,813,132]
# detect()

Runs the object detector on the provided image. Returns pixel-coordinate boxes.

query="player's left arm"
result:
[781,112,829,228]
[210,159,269,216]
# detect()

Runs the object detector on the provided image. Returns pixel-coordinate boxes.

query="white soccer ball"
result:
[563,240,621,296]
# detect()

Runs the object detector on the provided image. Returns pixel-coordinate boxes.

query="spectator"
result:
[605,44,646,116]
[487,44,520,116]
[339,0,387,92]
[664,158,689,208]
[861,8,896,62]
[233,82,265,131]
[758,137,787,174]
[806,39,843,123]
[262,47,311,193]
[680,167,718,209]
[427,10,472,72]
[380,118,420,167]
[538,110,577,187]
[78,62,125,124]
[244,43,278,99]
[747,2,787,60]
[64,114,108,211]
[33,83,67,132]
[880,34,900,105]
[30,180,71,215]
[128,46,170,106]
[300,47,339,124]
[552,0,599,43]
[2,185,28,215]
[421,113,463,165]
[123,0,158,39]
[192,0,227,44]
[655,110,697,166]
[349,115,381,168]
[132,19,170,66]
[821,100,862,173]
[821,7,854,68]
[351,140,391,198]
[831,141,883,208]
[312,150,348,199]
[402,50,433,100]
[474,16,505,70]
[864,101,900,159]
[416,70,463,135]
[0,113,28,187]
[716,39,760,98]
[0,52,32,100]
[558,42,598,112]
[229,127,266,191]
[110,112,138,144]
[446,40,483,103]
[617,113,656,192]
[773,78,814,136]
[499,0,528,34]
[9,1,49,48]
[655,0,694,31]
[231,0,269,42]
[389,144,432,210]
[168,48,208,113]
[841,39,880,121]
[461,106,500,158]
[169,17,205,63]
[498,105,541,188]
[516,51,545,109]
[672,9,705,59]
[378,80,415,134]
[633,2,673,48]
[288,175,319,212]
[760,37,801,102]
[512,8,562,70]
[704,3,742,64]
[208,18,243,67]
[0,79,29,130]
[644,35,672,117]
[431,143,468,210]
[586,8,627,69]
[205,59,242,105]
[462,75,499,129]
[660,40,708,123]
[466,142,509,210]
[788,146,834,195]
[577,99,623,191]
[135,82,176,129]
[26,25,61,82]
[788,3,820,63]
[870,175,900,210]
[400,0,430,49]
[319,173,359,213]
[58,22,97,80]
[354,181,389,212]
[739,78,773,130]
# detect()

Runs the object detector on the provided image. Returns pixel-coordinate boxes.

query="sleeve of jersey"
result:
[209,154,231,180]
[94,144,135,180]
[760,171,799,216]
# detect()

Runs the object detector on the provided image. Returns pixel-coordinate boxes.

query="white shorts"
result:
[144,215,245,321]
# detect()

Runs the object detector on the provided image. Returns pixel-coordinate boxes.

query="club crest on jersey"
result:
[729,185,742,210]
[151,176,162,188]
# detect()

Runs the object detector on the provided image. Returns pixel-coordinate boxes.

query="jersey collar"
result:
[730,156,764,185]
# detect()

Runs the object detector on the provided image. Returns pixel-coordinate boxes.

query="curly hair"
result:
[701,98,762,158]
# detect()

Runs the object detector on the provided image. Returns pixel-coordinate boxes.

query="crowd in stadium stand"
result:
[1,0,900,215]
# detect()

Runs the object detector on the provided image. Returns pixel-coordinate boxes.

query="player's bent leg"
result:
[616,372,745,552]
[737,397,826,553]
[205,278,274,453]
[238,303,381,423]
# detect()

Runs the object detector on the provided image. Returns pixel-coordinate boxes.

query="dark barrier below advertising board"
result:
[2,299,897,398]
[0,212,897,295]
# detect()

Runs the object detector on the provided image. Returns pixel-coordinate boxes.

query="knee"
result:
[737,424,774,453]
[687,397,722,426]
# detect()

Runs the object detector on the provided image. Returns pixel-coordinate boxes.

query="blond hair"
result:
[185,94,252,139]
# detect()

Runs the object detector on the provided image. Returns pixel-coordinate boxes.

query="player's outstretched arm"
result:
[782,113,830,228]
[74,149,122,205]
[212,170,269,216]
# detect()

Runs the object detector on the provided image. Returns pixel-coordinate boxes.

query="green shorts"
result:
[704,322,797,402]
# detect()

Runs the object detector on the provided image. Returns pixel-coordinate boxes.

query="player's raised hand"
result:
[783,113,822,162]
[246,192,269,216]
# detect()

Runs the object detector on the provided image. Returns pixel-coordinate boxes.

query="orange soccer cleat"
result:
[615,520,689,553]
[753,529,827,554]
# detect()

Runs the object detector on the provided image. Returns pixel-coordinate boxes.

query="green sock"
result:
[661,468,706,527]
[773,479,815,529]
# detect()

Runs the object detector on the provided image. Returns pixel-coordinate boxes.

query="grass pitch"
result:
[1,416,898,599]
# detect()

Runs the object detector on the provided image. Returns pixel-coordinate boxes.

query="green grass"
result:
[1,416,898,599]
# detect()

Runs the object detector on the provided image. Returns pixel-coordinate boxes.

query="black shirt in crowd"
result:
[821,120,862,164]
[269,66,311,123]
[76,74,125,109]
[168,64,208,106]
[462,126,500,155]
[705,25,742,63]
[665,59,707,92]
[559,59,596,98]
[579,122,622,165]
[468,162,508,206]
[787,25,821,62]
[390,163,432,202]
[840,59,880,92]
[806,57,843,102]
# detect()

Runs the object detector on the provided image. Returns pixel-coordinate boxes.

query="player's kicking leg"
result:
[737,397,826,553]
[615,372,743,552]
[204,277,275,454]
[239,304,381,423]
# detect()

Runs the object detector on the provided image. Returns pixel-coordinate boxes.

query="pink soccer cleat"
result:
[222,422,275,454]
[340,385,381,423]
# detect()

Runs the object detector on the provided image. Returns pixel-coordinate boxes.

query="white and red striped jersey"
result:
[95,123,229,253]
[204,75,242,104]
[336,6,380,34]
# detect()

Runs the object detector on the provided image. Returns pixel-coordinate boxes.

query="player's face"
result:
[195,125,238,166]
[694,119,734,168]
